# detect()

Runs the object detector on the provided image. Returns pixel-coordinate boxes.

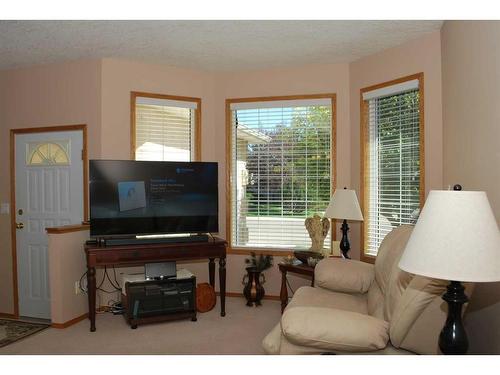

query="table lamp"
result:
[398,185,500,354]
[325,188,363,259]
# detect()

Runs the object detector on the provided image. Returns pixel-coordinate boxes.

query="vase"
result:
[242,267,266,306]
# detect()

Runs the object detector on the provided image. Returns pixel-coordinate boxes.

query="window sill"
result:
[227,247,297,256]
[360,252,376,264]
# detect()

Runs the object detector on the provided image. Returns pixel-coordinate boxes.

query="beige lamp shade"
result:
[325,189,363,221]
[399,190,500,282]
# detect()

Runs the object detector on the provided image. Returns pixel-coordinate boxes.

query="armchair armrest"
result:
[281,306,389,352]
[315,258,375,294]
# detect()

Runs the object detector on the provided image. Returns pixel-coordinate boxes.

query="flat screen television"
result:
[89,160,218,237]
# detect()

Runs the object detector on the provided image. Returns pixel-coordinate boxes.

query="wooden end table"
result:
[278,262,315,313]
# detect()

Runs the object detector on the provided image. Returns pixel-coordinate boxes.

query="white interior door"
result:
[15,130,84,319]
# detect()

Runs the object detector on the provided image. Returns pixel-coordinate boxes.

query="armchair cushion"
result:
[281,306,390,352]
[262,323,282,354]
[315,258,375,294]
[287,286,368,314]
[389,276,449,351]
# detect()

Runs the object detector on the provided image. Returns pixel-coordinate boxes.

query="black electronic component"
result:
[89,160,219,237]
[101,234,209,247]
[145,262,176,280]
[123,276,196,328]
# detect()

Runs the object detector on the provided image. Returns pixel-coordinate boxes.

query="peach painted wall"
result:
[441,21,500,354]
[348,31,443,260]
[48,230,89,325]
[100,58,218,161]
[0,60,102,315]
[214,63,352,296]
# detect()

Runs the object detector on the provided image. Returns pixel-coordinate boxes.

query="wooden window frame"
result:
[225,93,337,256]
[360,73,425,263]
[130,91,202,161]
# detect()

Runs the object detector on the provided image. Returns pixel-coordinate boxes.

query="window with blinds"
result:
[133,95,198,161]
[362,77,423,257]
[229,97,334,250]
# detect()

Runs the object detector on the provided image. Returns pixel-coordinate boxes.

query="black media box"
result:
[122,276,197,329]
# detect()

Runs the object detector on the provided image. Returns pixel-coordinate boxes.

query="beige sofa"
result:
[262,225,474,354]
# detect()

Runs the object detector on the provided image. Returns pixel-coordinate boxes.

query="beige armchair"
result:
[262,225,474,354]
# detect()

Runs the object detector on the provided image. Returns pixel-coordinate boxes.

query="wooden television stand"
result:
[84,237,227,332]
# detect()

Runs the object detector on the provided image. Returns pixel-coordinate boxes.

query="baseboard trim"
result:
[217,291,280,301]
[48,293,280,330]
[0,312,16,319]
[51,313,88,329]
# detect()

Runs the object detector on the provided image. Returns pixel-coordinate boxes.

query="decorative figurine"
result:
[305,214,330,253]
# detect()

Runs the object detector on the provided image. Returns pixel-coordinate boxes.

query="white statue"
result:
[305,214,330,253]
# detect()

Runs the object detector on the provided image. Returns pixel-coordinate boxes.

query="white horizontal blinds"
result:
[230,98,332,110]
[231,99,332,249]
[135,96,197,161]
[365,84,421,256]
[362,79,419,101]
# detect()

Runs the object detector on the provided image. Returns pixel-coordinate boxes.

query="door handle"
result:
[16,222,24,229]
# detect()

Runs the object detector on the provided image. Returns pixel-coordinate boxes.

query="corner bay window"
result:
[228,96,335,250]
[361,75,424,258]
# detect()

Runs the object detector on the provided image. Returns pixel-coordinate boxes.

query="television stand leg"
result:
[219,257,226,317]
[87,266,96,332]
[209,258,215,288]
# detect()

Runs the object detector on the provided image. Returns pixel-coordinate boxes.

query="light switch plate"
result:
[0,203,9,214]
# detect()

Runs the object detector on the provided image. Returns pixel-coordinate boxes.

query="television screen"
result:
[89,160,218,236]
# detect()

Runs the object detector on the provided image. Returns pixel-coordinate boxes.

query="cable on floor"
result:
[286,277,295,295]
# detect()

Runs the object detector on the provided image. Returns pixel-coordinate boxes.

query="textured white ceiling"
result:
[0,20,443,72]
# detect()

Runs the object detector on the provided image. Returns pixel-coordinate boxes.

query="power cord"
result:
[79,271,88,293]
[78,270,104,292]
[104,266,121,291]
[112,267,120,288]
[78,267,122,294]
[286,278,295,295]
[78,269,123,315]
[106,299,125,315]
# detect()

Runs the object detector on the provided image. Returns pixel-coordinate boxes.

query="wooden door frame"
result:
[9,124,88,318]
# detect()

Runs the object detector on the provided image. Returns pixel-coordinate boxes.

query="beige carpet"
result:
[0,297,281,355]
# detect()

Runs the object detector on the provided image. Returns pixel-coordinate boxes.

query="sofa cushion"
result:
[374,225,413,295]
[367,281,385,319]
[278,335,413,355]
[262,322,282,354]
[315,258,375,294]
[281,306,390,352]
[286,286,368,315]
[389,276,449,352]
[373,225,414,321]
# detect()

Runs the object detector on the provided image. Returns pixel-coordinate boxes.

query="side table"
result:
[278,262,315,313]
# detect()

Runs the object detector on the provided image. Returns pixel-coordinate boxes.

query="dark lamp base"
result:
[438,280,469,355]
[339,219,350,259]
